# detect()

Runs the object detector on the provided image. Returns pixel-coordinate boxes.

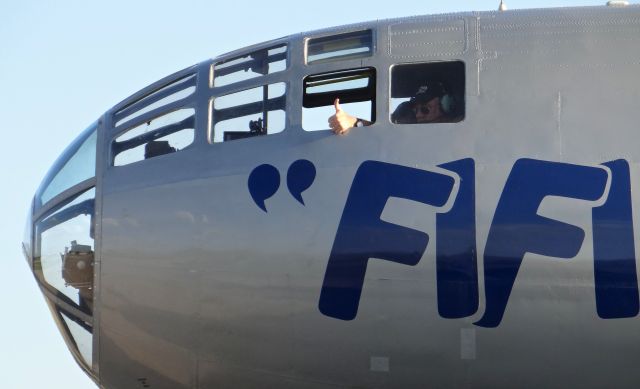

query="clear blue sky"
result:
[0,0,615,387]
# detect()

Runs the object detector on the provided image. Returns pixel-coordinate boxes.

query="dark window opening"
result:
[391,61,465,125]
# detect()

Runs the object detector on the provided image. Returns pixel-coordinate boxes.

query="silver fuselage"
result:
[23,5,640,388]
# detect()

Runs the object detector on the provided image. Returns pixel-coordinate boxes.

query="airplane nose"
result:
[23,122,99,381]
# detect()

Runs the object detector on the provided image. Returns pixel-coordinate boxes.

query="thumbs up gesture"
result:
[328,98,357,135]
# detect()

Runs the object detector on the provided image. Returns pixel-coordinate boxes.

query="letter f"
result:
[319,161,455,320]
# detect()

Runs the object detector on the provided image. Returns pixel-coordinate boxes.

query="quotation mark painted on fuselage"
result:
[248,159,316,212]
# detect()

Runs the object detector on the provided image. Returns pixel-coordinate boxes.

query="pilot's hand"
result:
[328,98,357,135]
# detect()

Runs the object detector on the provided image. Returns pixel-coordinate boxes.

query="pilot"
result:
[329,82,453,135]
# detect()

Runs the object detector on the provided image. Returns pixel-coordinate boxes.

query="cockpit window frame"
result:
[302,66,377,132]
[211,44,288,88]
[209,82,287,143]
[34,123,98,212]
[33,187,96,316]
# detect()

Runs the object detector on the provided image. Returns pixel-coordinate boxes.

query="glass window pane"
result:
[37,125,96,205]
[116,87,195,128]
[306,76,369,94]
[211,83,286,143]
[35,188,95,315]
[213,45,287,87]
[114,74,197,127]
[60,310,93,366]
[307,30,373,65]
[113,109,195,166]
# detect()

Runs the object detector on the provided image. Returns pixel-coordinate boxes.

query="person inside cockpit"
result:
[329,82,455,135]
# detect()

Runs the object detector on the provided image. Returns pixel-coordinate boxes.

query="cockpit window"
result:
[114,74,197,128]
[36,124,97,207]
[35,188,95,315]
[390,61,465,125]
[59,309,93,366]
[306,30,373,65]
[212,45,287,87]
[303,67,376,131]
[112,109,195,166]
[210,83,286,142]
